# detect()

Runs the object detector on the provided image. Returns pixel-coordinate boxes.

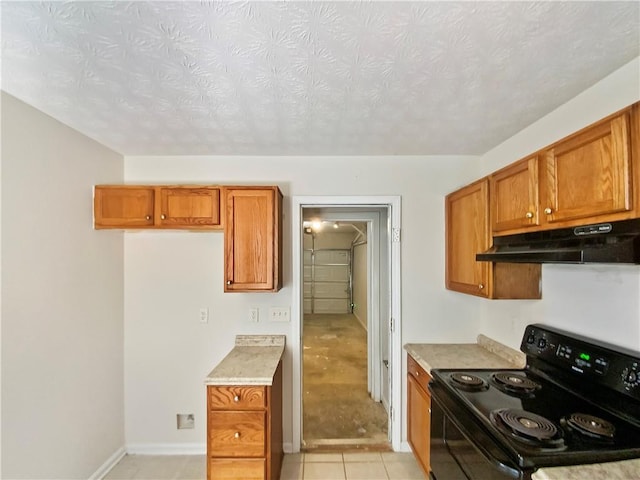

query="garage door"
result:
[303,249,351,314]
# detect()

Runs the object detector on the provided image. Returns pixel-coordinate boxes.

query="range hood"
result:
[476,218,640,264]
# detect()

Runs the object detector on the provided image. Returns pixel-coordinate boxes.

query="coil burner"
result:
[490,372,542,396]
[562,413,616,441]
[491,408,565,450]
[448,373,489,392]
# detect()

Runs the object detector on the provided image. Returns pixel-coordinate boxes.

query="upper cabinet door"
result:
[445,179,491,298]
[158,187,221,229]
[490,156,540,233]
[541,111,632,225]
[224,187,282,292]
[94,186,155,228]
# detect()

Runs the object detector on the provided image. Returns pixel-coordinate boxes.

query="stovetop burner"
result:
[562,413,616,440]
[449,372,489,391]
[491,372,541,396]
[491,408,565,450]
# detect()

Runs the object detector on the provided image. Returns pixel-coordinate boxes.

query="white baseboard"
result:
[398,441,412,453]
[283,442,294,453]
[126,443,206,455]
[89,446,126,480]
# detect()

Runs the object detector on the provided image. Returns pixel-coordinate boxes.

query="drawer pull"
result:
[525,211,533,219]
[233,395,240,402]
[145,215,151,220]
[415,370,420,376]
[161,214,166,220]
[234,432,240,439]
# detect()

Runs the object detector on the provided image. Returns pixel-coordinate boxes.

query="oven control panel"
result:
[521,324,640,401]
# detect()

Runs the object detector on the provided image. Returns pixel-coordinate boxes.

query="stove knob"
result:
[537,338,547,349]
[526,334,535,344]
[627,371,637,384]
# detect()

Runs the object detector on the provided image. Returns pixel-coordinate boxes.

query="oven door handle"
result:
[430,382,522,479]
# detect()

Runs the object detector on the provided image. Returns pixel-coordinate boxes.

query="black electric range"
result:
[428,324,640,480]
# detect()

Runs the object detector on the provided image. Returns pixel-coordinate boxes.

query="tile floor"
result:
[104,452,426,480]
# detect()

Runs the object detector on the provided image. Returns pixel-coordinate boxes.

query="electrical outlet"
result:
[249,307,259,323]
[199,308,209,324]
[177,413,195,429]
[269,307,290,322]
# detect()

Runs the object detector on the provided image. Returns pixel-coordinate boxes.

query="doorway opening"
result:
[302,215,388,449]
[291,196,402,453]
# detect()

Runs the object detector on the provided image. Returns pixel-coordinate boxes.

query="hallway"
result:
[302,313,388,448]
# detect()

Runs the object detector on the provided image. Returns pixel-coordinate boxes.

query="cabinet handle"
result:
[415,370,420,376]
[233,395,240,402]
[525,211,533,219]
[544,207,552,215]
[227,280,232,285]
[478,284,484,290]
[234,432,240,439]
[145,215,151,220]
[161,214,166,220]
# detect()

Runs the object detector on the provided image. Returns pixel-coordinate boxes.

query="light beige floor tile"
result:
[384,460,426,480]
[132,455,189,480]
[180,455,206,479]
[304,453,344,463]
[103,456,140,480]
[342,452,382,463]
[381,452,418,464]
[283,453,305,464]
[303,462,346,480]
[344,461,388,480]
[280,461,304,480]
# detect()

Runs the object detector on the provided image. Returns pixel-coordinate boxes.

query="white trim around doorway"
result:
[291,195,402,452]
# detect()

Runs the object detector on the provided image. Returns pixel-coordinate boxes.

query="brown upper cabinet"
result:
[94,185,222,230]
[491,104,639,236]
[446,179,541,299]
[224,187,283,293]
[446,179,492,298]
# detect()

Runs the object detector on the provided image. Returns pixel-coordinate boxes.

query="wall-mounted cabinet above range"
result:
[490,106,637,236]
[445,101,640,299]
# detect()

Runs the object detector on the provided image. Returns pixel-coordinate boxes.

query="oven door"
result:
[429,381,529,480]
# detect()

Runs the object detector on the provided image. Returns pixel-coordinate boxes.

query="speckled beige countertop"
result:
[204,335,285,386]
[404,336,640,479]
[404,333,526,372]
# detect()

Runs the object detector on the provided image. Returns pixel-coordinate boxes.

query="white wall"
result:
[1,93,125,479]
[123,155,481,451]
[478,57,640,350]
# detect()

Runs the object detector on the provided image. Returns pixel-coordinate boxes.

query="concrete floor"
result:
[302,313,389,449]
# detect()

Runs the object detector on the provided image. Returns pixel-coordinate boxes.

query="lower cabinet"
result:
[207,362,283,480]
[407,355,431,478]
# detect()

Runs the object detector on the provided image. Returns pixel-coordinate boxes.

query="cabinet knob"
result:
[145,215,151,220]
[233,395,240,402]
[415,370,420,376]
[544,207,552,215]
[227,280,232,285]
[161,214,166,220]
[478,284,484,290]
[234,432,240,439]
[525,211,534,219]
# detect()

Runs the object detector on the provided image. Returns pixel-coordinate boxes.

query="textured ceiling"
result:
[1,1,639,156]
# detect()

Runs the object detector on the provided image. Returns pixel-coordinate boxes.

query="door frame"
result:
[291,195,402,452]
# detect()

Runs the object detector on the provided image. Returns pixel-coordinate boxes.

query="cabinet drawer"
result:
[209,386,266,410]
[209,411,266,457]
[407,355,432,392]
[209,458,265,480]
